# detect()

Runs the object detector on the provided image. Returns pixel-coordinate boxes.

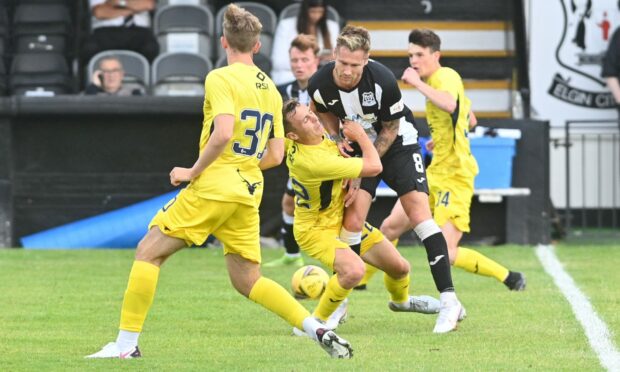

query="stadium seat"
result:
[154,4,215,59]
[215,2,277,59]
[152,52,212,96]
[12,4,72,54]
[9,53,73,95]
[215,53,272,76]
[278,3,340,24]
[88,50,150,94]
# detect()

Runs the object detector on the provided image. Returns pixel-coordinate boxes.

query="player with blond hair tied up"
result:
[308,25,464,333]
[86,3,352,360]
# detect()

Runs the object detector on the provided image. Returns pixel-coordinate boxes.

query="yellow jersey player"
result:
[380,29,526,291]
[283,100,446,335]
[264,34,321,268]
[86,4,352,360]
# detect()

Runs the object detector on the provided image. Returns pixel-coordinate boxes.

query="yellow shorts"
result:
[428,172,474,233]
[149,187,261,263]
[295,222,385,270]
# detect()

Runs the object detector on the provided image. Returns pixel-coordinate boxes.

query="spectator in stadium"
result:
[263,34,320,268]
[603,22,620,126]
[283,99,444,334]
[85,4,352,360]
[81,0,159,67]
[84,56,143,96]
[271,0,339,85]
[308,25,463,333]
[379,29,526,291]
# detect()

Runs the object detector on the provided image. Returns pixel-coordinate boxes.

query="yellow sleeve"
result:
[205,71,235,116]
[310,154,363,181]
[432,68,462,100]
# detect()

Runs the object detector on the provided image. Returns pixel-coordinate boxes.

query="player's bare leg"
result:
[442,220,526,291]
[227,253,353,359]
[362,238,440,314]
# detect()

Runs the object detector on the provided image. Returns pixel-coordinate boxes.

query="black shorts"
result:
[361,144,429,198]
[284,177,295,197]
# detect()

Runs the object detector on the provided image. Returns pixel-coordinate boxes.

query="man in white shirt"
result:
[82,0,159,69]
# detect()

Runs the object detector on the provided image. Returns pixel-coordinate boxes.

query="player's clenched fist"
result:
[342,119,367,143]
[169,167,193,186]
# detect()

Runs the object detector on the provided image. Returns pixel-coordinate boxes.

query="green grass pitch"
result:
[0,244,618,371]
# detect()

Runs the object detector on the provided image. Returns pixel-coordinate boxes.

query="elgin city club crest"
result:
[549,0,616,108]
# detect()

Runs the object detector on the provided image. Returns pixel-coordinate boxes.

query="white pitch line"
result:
[536,244,620,372]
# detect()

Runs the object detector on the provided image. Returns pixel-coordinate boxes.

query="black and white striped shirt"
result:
[308,60,418,151]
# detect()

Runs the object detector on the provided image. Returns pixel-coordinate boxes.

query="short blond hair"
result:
[336,25,370,54]
[223,3,262,53]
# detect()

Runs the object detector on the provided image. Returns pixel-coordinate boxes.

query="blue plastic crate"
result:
[470,137,516,189]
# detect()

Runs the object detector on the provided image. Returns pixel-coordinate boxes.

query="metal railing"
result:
[563,119,620,233]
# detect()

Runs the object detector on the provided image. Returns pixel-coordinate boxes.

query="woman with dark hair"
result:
[271,0,340,84]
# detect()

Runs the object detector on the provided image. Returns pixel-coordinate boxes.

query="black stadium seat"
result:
[9,53,73,95]
[154,4,215,59]
[215,2,276,60]
[12,4,72,54]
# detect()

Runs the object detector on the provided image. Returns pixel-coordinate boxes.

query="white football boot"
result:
[389,295,440,314]
[85,342,141,359]
[433,292,465,333]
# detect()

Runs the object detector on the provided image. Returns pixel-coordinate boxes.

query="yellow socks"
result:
[313,275,352,321]
[119,261,160,332]
[383,273,410,303]
[249,277,310,330]
[454,247,509,282]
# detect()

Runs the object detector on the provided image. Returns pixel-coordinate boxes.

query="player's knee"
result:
[337,260,365,288]
[379,219,397,240]
[394,258,410,278]
[135,239,161,265]
[343,215,364,232]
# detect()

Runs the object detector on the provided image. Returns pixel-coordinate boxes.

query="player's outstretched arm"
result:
[343,120,382,177]
[402,67,456,113]
[259,138,284,170]
[169,114,234,186]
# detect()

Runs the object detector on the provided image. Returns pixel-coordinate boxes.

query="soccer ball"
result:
[291,265,329,299]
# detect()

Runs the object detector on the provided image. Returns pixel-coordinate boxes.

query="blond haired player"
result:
[86,4,352,360]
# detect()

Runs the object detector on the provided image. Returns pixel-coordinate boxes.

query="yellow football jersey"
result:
[287,136,363,231]
[425,67,478,177]
[189,62,284,207]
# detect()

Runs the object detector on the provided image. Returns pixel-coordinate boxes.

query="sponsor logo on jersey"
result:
[328,99,339,105]
[390,99,404,115]
[361,92,377,106]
